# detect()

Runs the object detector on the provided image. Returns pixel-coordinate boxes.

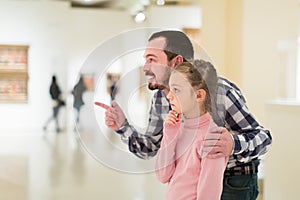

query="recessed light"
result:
[134,11,146,23]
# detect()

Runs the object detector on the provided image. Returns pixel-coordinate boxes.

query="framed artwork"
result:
[82,74,94,91]
[0,45,29,103]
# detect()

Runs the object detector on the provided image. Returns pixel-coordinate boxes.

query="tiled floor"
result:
[0,130,266,200]
[0,130,166,200]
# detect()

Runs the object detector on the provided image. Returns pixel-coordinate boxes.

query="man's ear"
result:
[170,55,184,68]
[174,55,184,66]
[195,89,206,102]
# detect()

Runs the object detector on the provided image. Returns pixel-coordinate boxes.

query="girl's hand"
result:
[164,110,181,125]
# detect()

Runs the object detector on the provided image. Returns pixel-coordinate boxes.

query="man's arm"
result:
[203,78,272,163]
[115,90,170,159]
[220,78,272,162]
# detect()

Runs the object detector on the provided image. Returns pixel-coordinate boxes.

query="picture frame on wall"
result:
[106,73,120,101]
[0,45,29,103]
[82,74,94,91]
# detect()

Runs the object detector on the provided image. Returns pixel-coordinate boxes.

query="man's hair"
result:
[148,30,194,62]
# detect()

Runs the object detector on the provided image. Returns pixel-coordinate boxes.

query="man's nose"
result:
[143,63,151,72]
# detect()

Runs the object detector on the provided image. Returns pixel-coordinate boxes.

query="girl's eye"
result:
[173,88,179,93]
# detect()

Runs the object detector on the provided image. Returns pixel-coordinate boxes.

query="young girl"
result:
[155,60,228,200]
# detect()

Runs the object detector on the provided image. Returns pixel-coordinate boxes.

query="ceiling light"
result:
[134,11,146,23]
[156,0,165,6]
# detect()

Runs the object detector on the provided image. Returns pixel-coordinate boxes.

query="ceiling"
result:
[53,0,198,23]
[65,0,197,10]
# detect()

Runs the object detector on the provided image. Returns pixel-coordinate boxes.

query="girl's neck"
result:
[183,109,207,119]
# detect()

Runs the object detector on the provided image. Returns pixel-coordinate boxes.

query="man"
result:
[96,30,272,199]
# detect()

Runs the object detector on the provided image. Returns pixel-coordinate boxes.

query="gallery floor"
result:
[0,127,168,200]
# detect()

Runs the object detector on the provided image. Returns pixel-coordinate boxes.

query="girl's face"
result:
[167,71,200,119]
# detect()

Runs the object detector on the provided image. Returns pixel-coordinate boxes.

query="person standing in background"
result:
[43,75,64,133]
[72,75,86,125]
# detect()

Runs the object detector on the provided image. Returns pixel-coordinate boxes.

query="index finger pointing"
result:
[94,101,110,110]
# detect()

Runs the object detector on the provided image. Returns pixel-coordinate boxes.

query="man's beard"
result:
[146,67,171,91]
[148,83,166,90]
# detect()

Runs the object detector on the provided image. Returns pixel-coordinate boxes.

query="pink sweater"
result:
[155,113,227,200]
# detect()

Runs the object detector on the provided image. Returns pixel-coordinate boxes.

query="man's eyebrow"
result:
[145,53,157,58]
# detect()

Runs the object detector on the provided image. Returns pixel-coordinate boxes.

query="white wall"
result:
[67,8,135,87]
[0,1,133,132]
[264,102,300,200]
[198,0,299,126]
[199,0,227,74]
[0,1,70,132]
[149,5,201,29]
[242,0,299,124]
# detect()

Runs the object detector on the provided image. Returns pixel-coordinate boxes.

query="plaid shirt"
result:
[117,77,272,167]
